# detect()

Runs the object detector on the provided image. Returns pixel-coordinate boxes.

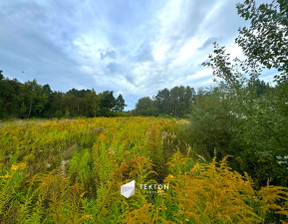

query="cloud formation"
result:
[0,0,273,109]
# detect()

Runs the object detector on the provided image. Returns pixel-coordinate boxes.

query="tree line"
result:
[134,86,196,117]
[0,71,126,119]
[0,70,198,119]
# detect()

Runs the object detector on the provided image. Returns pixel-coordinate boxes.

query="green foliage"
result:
[114,94,127,112]
[134,85,195,117]
[186,79,288,188]
[186,87,238,160]
[99,91,116,115]
[155,86,195,117]
[236,0,288,82]
[135,97,159,116]
[197,0,288,190]
[0,72,127,119]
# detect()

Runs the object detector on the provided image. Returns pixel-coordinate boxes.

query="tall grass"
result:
[0,117,287,223]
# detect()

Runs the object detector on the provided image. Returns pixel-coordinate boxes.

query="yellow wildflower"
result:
[11,162,26,170]
[80,191,87,198]
[1,171,11,178]
[81,215,92,220]
[11,164,19,170]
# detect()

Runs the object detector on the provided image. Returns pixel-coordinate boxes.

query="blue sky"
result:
[0,0,275,110]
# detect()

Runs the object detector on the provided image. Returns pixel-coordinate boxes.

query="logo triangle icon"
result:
[121,180,135,198]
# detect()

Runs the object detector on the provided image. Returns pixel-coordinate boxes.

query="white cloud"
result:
[0,0,273,110]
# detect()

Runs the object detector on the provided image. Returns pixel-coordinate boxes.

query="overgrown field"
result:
[0,117,287,223]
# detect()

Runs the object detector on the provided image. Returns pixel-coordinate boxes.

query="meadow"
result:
[0,117,287,223]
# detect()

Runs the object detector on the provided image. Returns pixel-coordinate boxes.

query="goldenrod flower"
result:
[1,171,11,178]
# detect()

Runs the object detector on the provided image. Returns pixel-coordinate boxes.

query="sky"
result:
[0,0,276,110]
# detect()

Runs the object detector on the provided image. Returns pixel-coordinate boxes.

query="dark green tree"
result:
[0,70,5,118]
[236,0,288,82]
[50,91,64,118]
[155,88,172,115]
[2,79,22,117]
[84,89,100,117]
[0,70,127,119]
[198,0,288,192]
[0,70,3,81]
[135,97,158,116]
[99,91,116,116]
[114,94,126,112]
[20,80,48,118]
